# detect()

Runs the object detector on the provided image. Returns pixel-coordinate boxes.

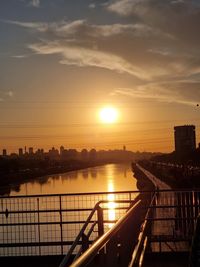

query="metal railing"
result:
[148,189,200,252]
[0,190,138,257]
[1,189,200,263]
[129,192,156,267]
[189,214,200,267]
[60,199,141,267]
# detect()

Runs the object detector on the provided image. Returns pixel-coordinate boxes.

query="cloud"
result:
[4,20,49,32]
[12,54,28,58]
[112,79,200,106]
[106,0,200,45]
[106,0,137,16]
[28,41,150,79]
[5,90,14,97]
[5,18,178,80]
[0,90,14,102]
[29,0,40,8]
[5,3,200,102]
[89,3,96,9]
[6,19,164,39]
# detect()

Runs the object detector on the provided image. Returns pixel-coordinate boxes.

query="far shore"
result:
[0,159,131,195]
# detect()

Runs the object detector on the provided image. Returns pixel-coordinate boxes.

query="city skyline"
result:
[1,1,200,152]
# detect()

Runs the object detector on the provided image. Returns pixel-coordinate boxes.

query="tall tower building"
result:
[29,147,33,155]
[2,149,7,156]
[174,125,196,154]
[19,148,23,157]
[60,146,64,156]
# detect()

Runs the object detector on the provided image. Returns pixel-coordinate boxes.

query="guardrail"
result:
[60,199,141,267]
[129,192,156,267]
[189,214,200,267]
[0,190,138,257]
[1,189,200,262]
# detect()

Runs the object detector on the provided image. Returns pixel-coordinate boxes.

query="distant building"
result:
[29,147,34,155]
[174,125,196,154]
[81,149,88,160]
[60,146,64,156]
[2,149,7,156]
[48,147,59,160]
[18,148,23,157]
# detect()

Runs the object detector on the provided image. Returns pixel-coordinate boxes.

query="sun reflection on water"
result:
[107,180,116,228]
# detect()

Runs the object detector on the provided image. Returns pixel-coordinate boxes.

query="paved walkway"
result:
[137,164,189,252]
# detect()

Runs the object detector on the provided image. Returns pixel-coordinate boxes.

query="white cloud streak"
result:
[29,42,150,79]
[0,90,14,102]
[29,0,40,8]
[112,80,200,106]
[5,19,164,39]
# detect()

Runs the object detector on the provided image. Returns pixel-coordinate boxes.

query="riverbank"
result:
[0,159,124,194]
[0,161,137,196]
[132,162,155,191]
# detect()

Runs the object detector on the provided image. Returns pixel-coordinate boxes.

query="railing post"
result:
[97,205,105,259]
[59,195,64,255]
[37,197,41,256]
[97,206,104,237]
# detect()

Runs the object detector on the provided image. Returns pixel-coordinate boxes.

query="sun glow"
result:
[99,107,118,124]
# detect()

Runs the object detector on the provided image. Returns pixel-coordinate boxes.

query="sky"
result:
[1,0,200,153]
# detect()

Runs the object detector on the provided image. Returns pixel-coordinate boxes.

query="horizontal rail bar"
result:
[0,203,131,215]
[0,208,94,215]
[0,240,93,248]
[146,217,198,221]
[64,200,141,267]
[1,188,200,199]
[0,190,140,199]
[146,205,200,209]
[0,219,120,227]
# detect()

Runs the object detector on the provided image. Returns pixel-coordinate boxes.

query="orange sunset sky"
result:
[1,0,200,153]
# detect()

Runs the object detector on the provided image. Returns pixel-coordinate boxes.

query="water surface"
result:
[10,163,138,196]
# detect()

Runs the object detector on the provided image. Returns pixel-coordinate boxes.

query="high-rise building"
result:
[29,147,34,154]
[174,125,196,154]
[60,146,64,156]
[19,148,23,157]
[2,149,7,156]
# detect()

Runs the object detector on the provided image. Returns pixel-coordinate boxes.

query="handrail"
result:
[67,199,141,267]
[128,192,157,267]
[59,199,137,267]
[2,188,200,199]
[189,214,200,267]
[59,201,102,267]
[0,189,140,198]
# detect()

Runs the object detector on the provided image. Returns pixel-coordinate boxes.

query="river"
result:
[0,163,139,257]
[9,163,138,196]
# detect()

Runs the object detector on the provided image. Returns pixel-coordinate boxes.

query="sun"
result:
[99,107,118,124]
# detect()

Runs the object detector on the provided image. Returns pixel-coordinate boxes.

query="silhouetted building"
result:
[174,125,196,154]
[2,149,7,156]
[29,147,33,155]
[81,149,88,161]
[89,149,97,161]
[18,148,23,157]
[49,147,59,160]
[67,149,78,160]
[60,146,64,156]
